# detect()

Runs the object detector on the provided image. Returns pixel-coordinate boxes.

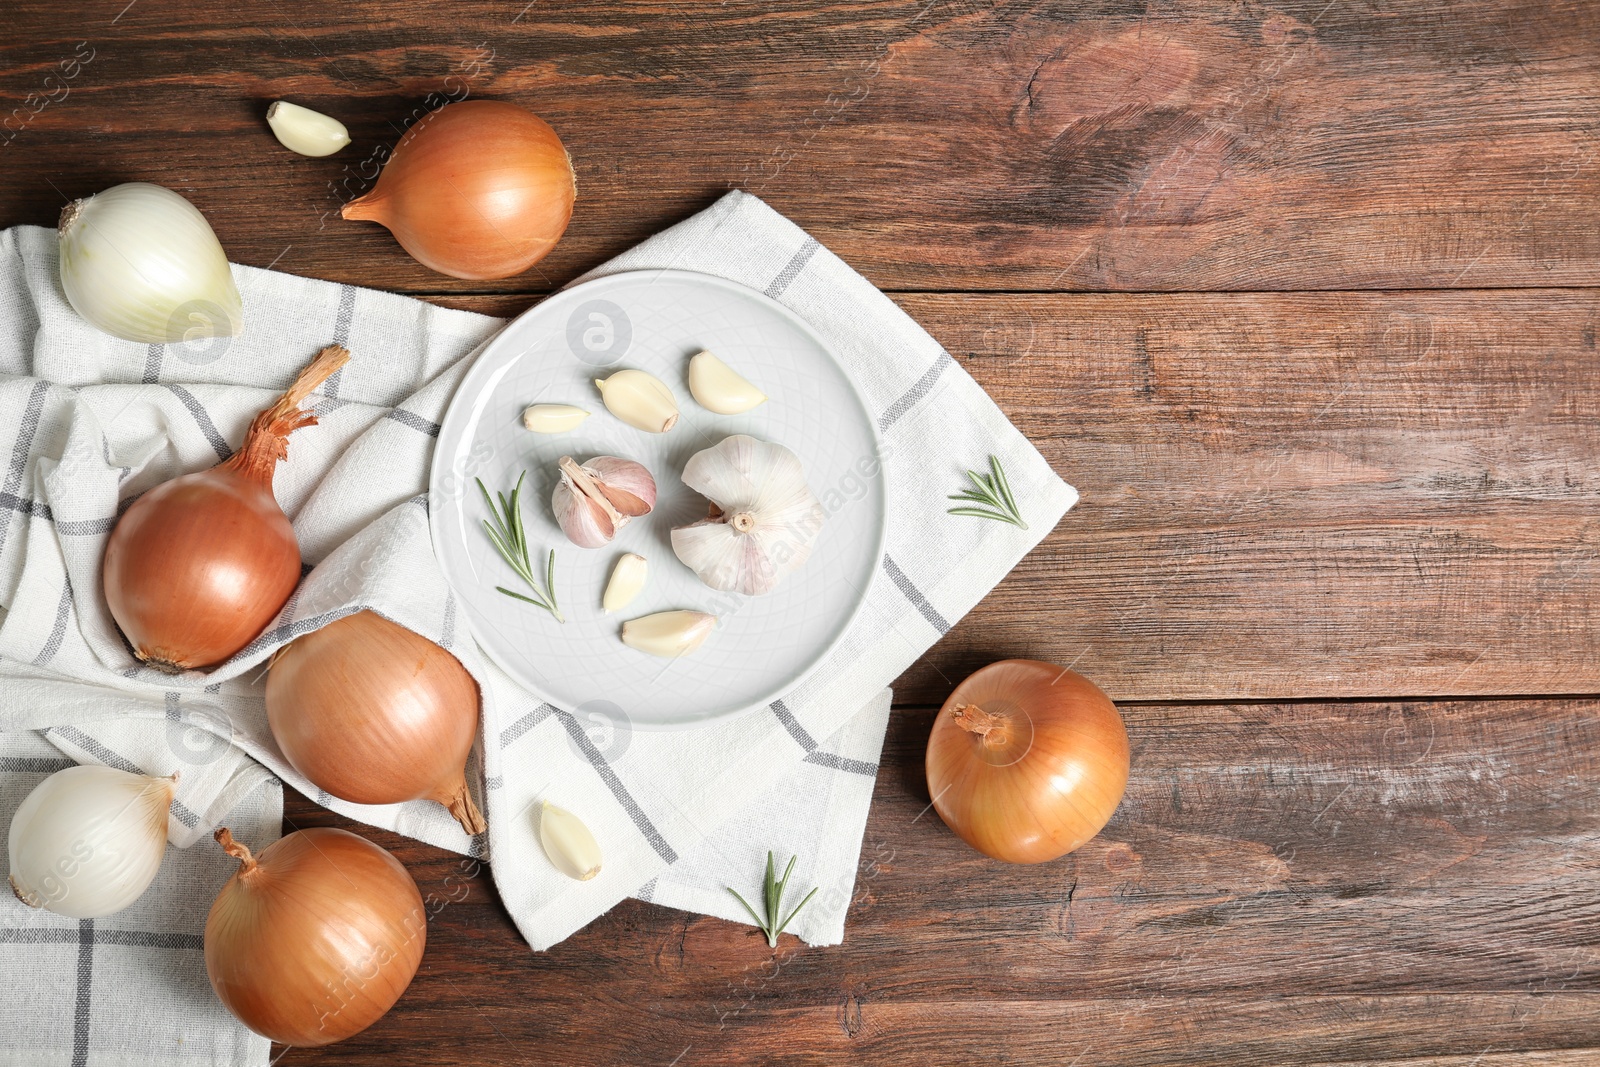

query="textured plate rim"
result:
[427,268,888,731]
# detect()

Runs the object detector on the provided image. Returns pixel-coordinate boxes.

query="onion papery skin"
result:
[341,100,576,280]
[266,611,486,835]
[205,827,425,1047]
[101,345,348,672]
[926,660,1130,864]
[104,469,299,670]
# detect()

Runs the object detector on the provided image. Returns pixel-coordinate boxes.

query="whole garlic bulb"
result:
[552,455,656,548]
[671,435,826,596]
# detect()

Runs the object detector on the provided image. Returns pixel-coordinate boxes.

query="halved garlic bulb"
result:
[552,455,656,549]
[671,435,826,596]
[602,553,648,614]
[688,350,767,414]
[620,610,716,658]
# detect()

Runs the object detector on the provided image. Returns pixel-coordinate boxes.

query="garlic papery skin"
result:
[595,370,679,433]
[265,101,351,157]
[58,182,243,344]
[689,350,767,415]
[8,765,174,919]
[671,435,827,596]
[539,803,602,881]
[522,404,590,434]
[620,610,716,657]
[552,455,657,549]
[602,553,648,613]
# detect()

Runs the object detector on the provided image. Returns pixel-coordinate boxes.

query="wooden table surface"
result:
[4,1,1598,1063]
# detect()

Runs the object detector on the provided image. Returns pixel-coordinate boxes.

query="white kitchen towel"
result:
[0,729,282,1067]
[0,194,1074,976]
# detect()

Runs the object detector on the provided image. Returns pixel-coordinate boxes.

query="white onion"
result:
[7,765,174,918]
[57,182,243,344]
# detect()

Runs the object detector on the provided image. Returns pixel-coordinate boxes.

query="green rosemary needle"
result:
[947,453,1029,529]
[726,851,819,949]
[477,473,564,622]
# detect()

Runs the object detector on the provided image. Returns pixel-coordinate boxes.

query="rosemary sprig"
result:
[726,851,818,949]
[477,473,564,622]
[947,454,1029,529]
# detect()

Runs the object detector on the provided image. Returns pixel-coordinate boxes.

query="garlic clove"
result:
[265,101,351,158]
[522,404,590,434]
[552,476,616,549]
[672,435,826,596]
[551,455,657,549]
[602,553,648,614]
[620,610,716,658]
[689,350,768,414]
[595,370,679,433]
[584,455,656,517]
[539,802,602,881]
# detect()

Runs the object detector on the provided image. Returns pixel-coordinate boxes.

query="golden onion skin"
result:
[927,659,1130,864]
[205,827,426,1048]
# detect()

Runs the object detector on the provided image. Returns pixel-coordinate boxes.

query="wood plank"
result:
[271,696,1600,1064]
[2,0,1595,293]
[894,288,1600,702]
[418,288,1600,704]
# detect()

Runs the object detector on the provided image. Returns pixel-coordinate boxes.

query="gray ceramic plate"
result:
[428,269,887,729]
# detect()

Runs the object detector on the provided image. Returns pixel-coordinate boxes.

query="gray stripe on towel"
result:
[162,385,232,461]
[33,578,73,666]
[386,408,441,437]
[879,350,954,432]
[0,928,203,951]
[499,704,678,865]
[71,920,93,1067]
[803,751,880,777]
[769,699,816,751]
[882,554,951,634]
[0,381,51,563]
[765,237,820,299]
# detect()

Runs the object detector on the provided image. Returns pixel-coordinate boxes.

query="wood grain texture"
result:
[4,1,1597,1063]
[272,696,1600,1064]
[897,288,1600,702]
[426,288,1600,705]
[1,0,1596,293]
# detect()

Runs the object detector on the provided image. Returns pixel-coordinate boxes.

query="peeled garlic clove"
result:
[689,350,767,415]
[265,101,351,157]
[620,610,716,658]
[522,403,590,434]
[595,370,679,433]
[602,553,648,614]
[552,455,657,548]
[672,435,826,596]
[539,802,602,881]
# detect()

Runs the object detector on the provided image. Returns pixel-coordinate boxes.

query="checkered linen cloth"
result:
[0,191,1075,1061]
[1,731,281,1066]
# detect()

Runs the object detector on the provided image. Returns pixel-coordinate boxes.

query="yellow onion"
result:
[103,345,349,671]
[265,611,486,835]
[926,660,1129,864]
[205,827,425,1047]
[342,100,575,279]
